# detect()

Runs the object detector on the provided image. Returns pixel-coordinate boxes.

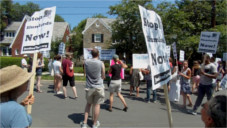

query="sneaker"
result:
[187,110,197,115]
[80,121,87,128]
[56,91,63,94]
[153,100,157,103]
[92,121,100,128]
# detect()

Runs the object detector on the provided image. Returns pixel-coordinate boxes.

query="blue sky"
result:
[13,0,173,29]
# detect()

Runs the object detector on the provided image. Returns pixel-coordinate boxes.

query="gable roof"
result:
[52,22,70,42]
[4,22,21,31]
[82,18,116,34]
[0,22,22,45]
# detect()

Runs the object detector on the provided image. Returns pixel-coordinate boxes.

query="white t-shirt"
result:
[200,63,217,85]
[53,61,61,75]
[21,58,27,69]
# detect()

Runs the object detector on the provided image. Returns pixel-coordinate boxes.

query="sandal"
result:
[37,90,43,93]
[187,104,193,107]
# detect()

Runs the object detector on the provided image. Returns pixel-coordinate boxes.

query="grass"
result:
[42,74,86,81]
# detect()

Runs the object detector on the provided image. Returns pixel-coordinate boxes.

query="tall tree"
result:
[11,2,40,21]
[55,14,65,22]
[108,0,153,60]
[0,0,13,36]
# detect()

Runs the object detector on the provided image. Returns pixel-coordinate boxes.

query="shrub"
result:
[0,57,22,68]
[0,57,49,72]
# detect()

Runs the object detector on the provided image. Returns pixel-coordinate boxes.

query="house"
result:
[82,18,116,49]
[0,22,21,56]
[0,16,71,57]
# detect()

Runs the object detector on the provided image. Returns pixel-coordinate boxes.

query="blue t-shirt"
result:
[0,101,32,128]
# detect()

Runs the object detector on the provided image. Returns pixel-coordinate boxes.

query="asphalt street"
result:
[19,80,226,128]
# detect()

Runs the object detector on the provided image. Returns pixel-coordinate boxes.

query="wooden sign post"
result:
[163,84,173,128]
[27,52,37,114]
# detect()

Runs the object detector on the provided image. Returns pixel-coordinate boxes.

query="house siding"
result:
[11,20,27,57]
[83,20,112,49]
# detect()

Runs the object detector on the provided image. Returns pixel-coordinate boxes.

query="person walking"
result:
[81,48,105,128]
[107,54,128,112]
[216,61,225,91]
[188,54,218,115]
[36,52,44,93]
[129,66,141,97]
[0,65,35,128]
[53,55,63,94]
[179,60,193,108]
[141,65,157,103]
[21,54,28,72]
[191,60,201,93]
[169,60,181,102]
[62,53,78,99]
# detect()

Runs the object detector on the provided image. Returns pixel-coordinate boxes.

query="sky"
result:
[13,0,173,29]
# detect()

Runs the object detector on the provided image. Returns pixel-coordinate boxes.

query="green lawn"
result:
[42,74,86,81]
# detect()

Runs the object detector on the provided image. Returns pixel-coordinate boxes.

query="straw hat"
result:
[0,65,33,94]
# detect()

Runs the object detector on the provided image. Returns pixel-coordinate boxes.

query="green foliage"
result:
[0,56,22,68]
[49,40,62,58]
[0,0,12,31]
[71,19,87,59]
[55,14,65,22]
[109,0,153,57]
[11,2,40,21]
[74,67,84,73]
[92,13,107,18]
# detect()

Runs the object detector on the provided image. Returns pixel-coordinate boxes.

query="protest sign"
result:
[179,50,185,62]
[21,7,56,54]
[139,5,171,90]
[84,48,93,59]
[133,54,149,69]
[223,53,227,61]
[139,6,173,127]
[215,58,221,64]
[166,45,171,59]
[41,50,50,58]
[198,32,220,54]
[172,42,177,60]
[100,49,116,60]
[23,7,56,114]
[58,42,65,55]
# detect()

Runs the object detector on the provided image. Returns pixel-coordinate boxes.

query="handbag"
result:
[66,63,74,77]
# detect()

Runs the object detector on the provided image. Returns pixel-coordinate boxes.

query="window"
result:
[92,34,103,43]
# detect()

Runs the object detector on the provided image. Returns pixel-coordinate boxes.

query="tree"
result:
[55,14,65,22]
[11,2,40,21]
[108,0,153,60]
[0,0,13,39]
[71,19,87,59]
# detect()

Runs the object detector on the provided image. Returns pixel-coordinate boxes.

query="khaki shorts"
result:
[109,79,121,93]
[85,87,105,104]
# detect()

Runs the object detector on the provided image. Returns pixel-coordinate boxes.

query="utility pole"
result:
[211,0,216,28]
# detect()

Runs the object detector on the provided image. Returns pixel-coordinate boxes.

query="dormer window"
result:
[96,23,100,28]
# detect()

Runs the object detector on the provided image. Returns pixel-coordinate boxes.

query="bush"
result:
[0,57,49,72]
[0,57,22,68]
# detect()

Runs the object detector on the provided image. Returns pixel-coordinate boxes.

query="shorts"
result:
[63,75,75,87]
[54,74,62,79]
[181,83,191,94]
[85,87,105,104]
[193,75,200,84]
[36,70,42,76]
[109,79,121,93]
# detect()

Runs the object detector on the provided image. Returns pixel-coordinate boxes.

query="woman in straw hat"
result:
[0,65,35,127]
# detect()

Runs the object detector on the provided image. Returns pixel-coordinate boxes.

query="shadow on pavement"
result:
[68,113,93,127]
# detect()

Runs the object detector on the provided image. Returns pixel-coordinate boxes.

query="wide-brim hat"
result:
[0,65,33,94]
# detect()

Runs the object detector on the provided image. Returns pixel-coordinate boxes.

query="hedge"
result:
[0,57,48,72]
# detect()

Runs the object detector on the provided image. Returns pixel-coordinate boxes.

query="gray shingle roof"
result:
[84,18,116,31]
[52,22,70,42]
[0,21,69,45]
[4,22,21,31]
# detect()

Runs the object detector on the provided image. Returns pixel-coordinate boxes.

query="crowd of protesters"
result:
[0,49,226,128]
